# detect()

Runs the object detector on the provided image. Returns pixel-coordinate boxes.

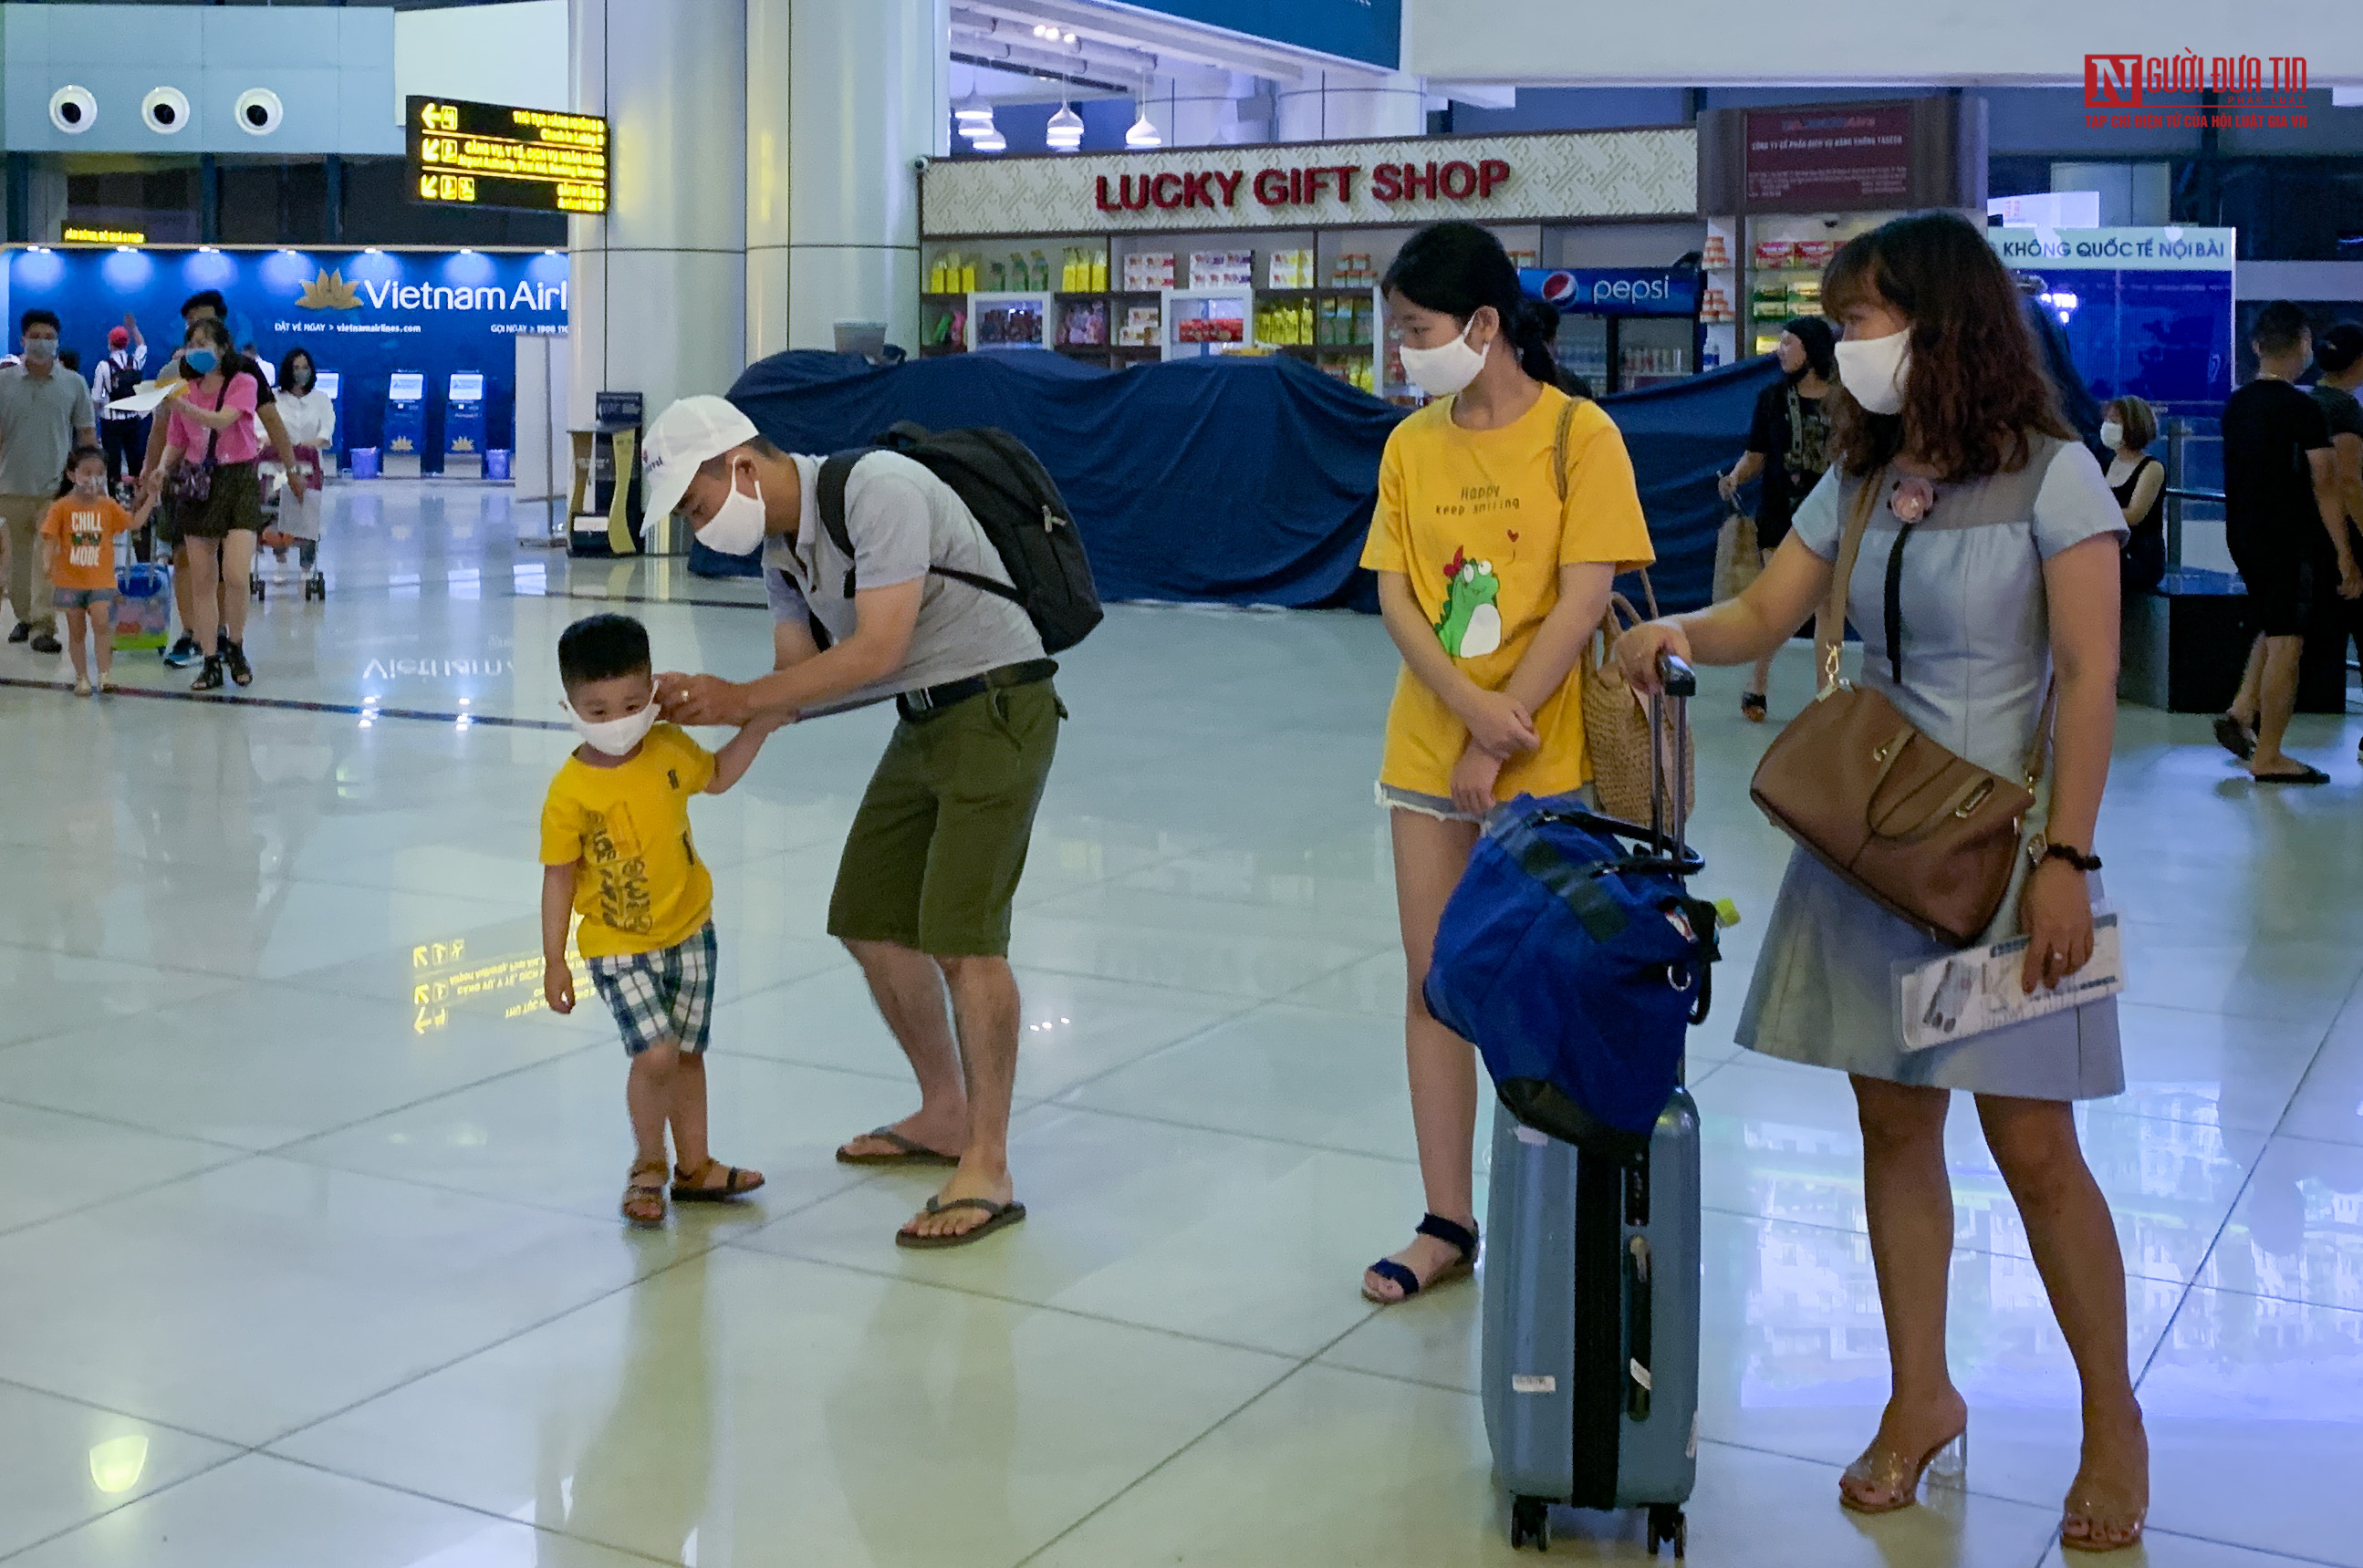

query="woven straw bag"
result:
[1546,396,1694,824]
[1580,582,1695,824]
[1712,509,1762,601]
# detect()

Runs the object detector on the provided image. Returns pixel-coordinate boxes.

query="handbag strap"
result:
[1818,464,2059,785]
[1815,468,1884,691]
[1551,387,1660,622]
[186,369,245,469]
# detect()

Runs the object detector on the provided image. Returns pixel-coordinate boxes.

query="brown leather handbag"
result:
[1747,470,2049,949]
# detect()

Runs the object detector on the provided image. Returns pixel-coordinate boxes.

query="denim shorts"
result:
[1377,781,1598,827]
[52,587,115,610]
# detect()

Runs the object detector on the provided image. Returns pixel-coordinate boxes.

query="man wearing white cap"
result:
[644,394,1060,1250]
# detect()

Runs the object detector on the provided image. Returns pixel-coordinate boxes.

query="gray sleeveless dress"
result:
[1734,434,2129,1100]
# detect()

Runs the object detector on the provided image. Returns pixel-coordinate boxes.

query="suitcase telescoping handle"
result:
[1647,653,1696,875]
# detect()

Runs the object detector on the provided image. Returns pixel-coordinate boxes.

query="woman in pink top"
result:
[148,317,265,690]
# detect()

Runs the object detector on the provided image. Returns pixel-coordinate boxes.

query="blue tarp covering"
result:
[708,348,1784,613]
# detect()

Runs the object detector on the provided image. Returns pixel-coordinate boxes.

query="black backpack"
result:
[107,354,141,403]
[808,421,1101,655]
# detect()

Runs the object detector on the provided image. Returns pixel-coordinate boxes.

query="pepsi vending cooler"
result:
[444,371,486,480]
[381,370,426,479]
[1521,267,1705,394]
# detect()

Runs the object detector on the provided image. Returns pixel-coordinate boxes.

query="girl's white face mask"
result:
[1834,328,1910,416]
[1397,317,1492,399]
[694,459,767,556]
[2099,420,2125,450]
[567,684,660,757]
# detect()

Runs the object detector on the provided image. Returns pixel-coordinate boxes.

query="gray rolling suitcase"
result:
[1480,657,1705,1558]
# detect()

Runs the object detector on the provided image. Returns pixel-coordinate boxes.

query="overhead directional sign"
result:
[407,96,609,215]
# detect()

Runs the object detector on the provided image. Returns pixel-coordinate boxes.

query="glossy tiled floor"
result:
[3,482,2361,1566]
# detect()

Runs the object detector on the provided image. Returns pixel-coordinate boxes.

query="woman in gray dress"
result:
[1615,212,2145,1552]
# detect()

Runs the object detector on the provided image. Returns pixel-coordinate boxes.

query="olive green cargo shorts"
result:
[828,680,1063,958]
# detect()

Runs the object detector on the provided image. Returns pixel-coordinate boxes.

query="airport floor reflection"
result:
[2,481,2361,1566]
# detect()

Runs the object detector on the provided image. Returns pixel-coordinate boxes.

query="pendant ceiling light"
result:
[954,93,994,140]
[1124,90,1161,148]
[1046,100,1085,151]
[973,127,1007,152]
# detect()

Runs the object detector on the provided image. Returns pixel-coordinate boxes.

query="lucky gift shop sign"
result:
[921,130,1698,237]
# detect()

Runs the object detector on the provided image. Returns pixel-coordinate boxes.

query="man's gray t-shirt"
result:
[764,450,1045,707]
[0,365,96,496]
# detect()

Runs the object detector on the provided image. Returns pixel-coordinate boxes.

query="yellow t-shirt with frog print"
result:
[1360,387,1654,803]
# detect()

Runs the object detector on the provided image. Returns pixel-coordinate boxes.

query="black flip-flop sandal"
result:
[2213,714,2256,762]
[1741,691,1768,722]
[671,1161,765,1201]
[1362,1213,1479,1304]
[2253,763,2331,784]
[895,1196,1026,1249]
[836,1127,962,1167]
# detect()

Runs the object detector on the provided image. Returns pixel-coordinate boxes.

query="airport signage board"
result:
[408,96,609,215]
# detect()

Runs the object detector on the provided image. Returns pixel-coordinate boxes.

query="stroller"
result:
[252,452,326,603]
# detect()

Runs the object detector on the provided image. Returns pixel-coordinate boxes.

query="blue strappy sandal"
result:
[1362,1213,1479,1304]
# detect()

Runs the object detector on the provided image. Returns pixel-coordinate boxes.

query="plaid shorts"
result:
[586,923,718,1056]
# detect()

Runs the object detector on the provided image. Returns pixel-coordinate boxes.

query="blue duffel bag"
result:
[1423,794,1721,1159]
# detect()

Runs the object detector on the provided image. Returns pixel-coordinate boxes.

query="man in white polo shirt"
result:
[645,396,1061,1251]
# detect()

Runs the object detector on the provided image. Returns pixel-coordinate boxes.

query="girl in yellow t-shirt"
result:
[1358,223,1654,1306]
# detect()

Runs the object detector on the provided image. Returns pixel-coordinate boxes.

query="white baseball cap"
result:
[639,394,759,520]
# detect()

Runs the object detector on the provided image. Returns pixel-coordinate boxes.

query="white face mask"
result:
[2099,420,2125,449]
[1834,328,1910,416]
[1397,317,1491,399]
[567,685,660,757]
[692,459,767,556]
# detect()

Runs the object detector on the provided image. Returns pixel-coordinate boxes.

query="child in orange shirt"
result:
[38,447,140,697]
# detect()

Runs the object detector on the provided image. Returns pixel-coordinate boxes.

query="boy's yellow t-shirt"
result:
[1360,388,1654,802]
[537,722,717,958]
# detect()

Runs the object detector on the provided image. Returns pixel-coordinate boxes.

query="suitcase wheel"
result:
[1648,1503,1686,1558]
[1508,1496,1549,1552]
[249,574,265,602]
[304,573,325,602]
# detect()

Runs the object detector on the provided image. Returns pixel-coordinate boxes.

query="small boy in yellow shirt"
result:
[539,612,781,1227]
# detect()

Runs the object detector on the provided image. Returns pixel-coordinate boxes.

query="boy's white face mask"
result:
[567,684,660,757]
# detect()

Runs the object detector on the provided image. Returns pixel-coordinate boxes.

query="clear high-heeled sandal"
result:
[2059,1484,2146,1553]
[1837,1424,1968,1514]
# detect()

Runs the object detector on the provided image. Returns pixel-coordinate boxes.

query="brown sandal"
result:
[671,1158,766,1203]
[621,1159,669,1227]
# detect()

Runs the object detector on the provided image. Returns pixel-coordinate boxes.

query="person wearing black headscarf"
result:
[1716,315,1836,718]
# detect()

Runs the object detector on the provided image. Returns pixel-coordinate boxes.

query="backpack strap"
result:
[815,450,867,598]
[930,565,1024,607]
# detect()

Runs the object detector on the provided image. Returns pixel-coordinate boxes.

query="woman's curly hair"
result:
[1821,210,2073,483]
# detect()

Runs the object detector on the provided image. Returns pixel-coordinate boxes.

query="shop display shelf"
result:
[919,343,968,358]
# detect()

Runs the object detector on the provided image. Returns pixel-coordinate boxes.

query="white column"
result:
[1144,70,1266,149]
[568,0,747,429]
[745,0,946,359]
[1274,70,1425,142]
